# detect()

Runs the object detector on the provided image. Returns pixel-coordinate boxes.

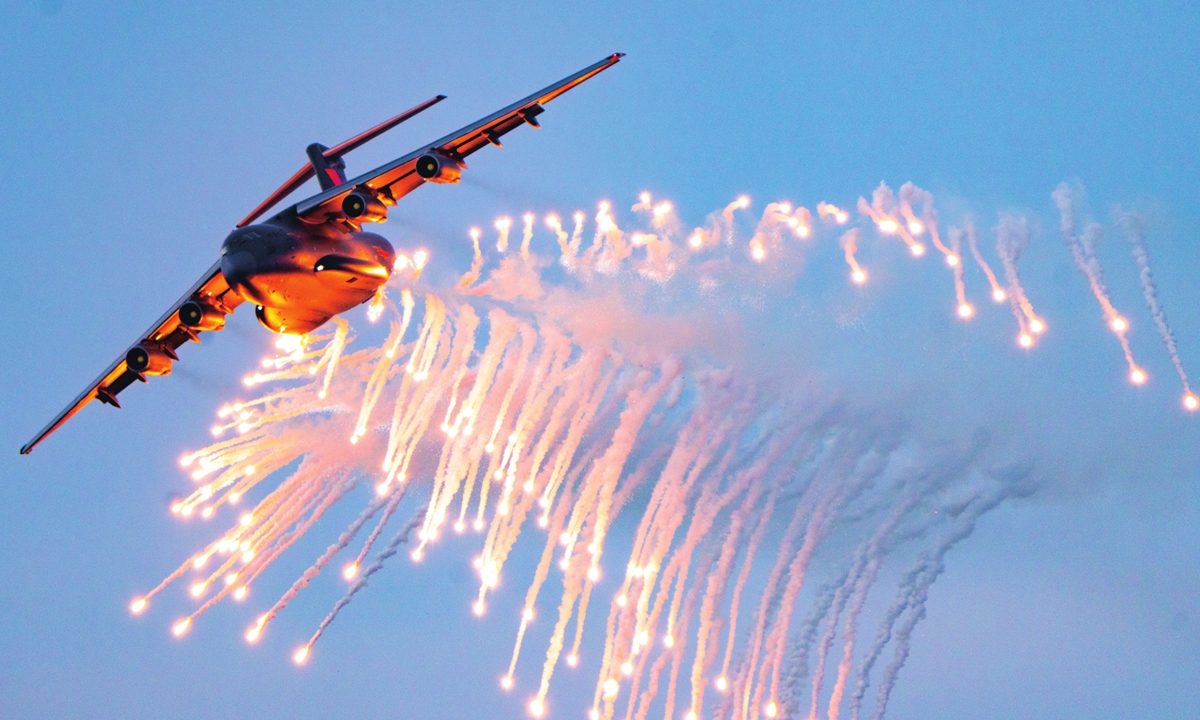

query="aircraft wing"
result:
[293,53,624,221]
[20,262,244,454]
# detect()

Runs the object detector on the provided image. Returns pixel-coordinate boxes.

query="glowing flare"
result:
[130,598,147,614]
[947,254,959,266]
[245,626,261,643]
[343,563,358,580]
[1019,333,1033,348]
[878,219,898,234]
[908,220,924,234]
[233,586,247,600]
[1030,319,1045,334]
[172,618,191,637]
[293,646,310,664]
[474,601,486,616]
[1184,393,1198,411]
[621,661,633,675]
[686,712,697,720]
[663,634,675,648]
[765,700,778,718]
[603,678,619,697]
[910,244,925,257]
[240,513,253,527]
[1111,317,1127,332]
[190,582,207,597]
[993,288,1007,302]
[616,594,627,607]
[501,676,514,690]
[751,244,765,261]
[587,566,600,582]
[958,303,974,319]
[567,654,578,667]
[1131,369,1147,385]
[736,195,750,209]
[852,270,866,285]
[715,676,728,692]
[413,250,428,271]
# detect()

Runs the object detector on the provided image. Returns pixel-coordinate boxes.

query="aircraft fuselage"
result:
[219,212,394,335]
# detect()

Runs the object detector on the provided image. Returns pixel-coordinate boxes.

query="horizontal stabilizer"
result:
[237,94,447,227]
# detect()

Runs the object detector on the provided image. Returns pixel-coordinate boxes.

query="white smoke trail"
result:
[303,511,426,655]
[1116,210,1195,401]
[870,464,1035,720]
[994,213,1044,345]
[1052,182,1144,381]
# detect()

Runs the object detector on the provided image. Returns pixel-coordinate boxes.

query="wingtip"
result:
[613,52,626,59]
[19,445,32,455]
[436,94,448,100]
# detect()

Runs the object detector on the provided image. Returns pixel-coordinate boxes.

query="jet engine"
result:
[342,191,389,223]
[178,300,226,331]
[415,152,464,184]
[126,344,174,376]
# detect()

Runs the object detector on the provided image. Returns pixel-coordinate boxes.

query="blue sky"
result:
[1,1,1199,719]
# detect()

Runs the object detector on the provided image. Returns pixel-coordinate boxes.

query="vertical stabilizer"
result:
[306,143,347,190]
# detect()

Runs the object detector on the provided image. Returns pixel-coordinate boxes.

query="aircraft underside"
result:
[220,221,394,334]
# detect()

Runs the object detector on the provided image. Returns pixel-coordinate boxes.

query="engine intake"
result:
[126,344,174,376]
[178,300,226,331]
[342,191,389,223]
[415,152,463,184]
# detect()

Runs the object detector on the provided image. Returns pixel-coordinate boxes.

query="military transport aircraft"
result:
[20,53,624,454]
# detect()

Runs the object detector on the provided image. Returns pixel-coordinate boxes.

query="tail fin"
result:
[306,143,347,190]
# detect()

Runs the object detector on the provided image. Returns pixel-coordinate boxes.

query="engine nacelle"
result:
[126,344,173,376]
[342,191,389,223]
[178,300,226,331]
[415,152,464,184]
